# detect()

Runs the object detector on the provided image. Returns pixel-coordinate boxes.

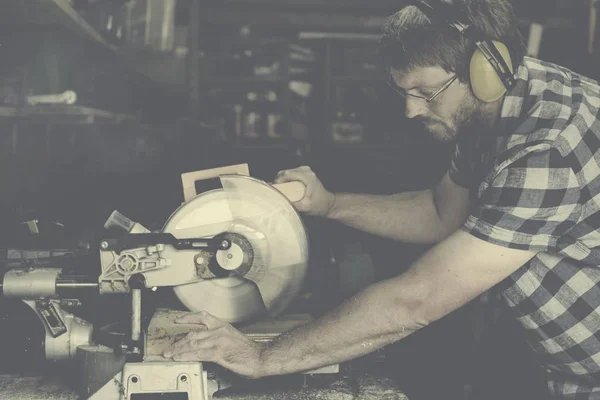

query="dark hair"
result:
[377,0,525,82]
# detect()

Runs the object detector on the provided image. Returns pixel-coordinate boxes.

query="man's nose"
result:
[405,97,428,119]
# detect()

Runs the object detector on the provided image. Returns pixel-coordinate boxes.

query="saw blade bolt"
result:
[194,254,211,278]
[100,241,109,249]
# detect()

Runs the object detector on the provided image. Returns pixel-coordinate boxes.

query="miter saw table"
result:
[0,167,409,399]
[0,356,409,400]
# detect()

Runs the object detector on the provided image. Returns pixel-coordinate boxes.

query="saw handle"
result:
[181,164,306,203]
[272,181,306,203]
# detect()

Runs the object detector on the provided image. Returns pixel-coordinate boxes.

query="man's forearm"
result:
[257,280,424,377]
[327,190,448,244]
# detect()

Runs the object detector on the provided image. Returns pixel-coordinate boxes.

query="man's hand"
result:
[274,166,335,217]
[162,311,265,379]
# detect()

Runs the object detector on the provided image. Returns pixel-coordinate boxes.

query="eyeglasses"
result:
[387,74,459,103]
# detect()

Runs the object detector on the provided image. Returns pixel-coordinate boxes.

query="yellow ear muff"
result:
[469,41,513,103]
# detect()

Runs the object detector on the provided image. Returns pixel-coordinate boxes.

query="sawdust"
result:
[212,372,408,400]
[214,382,354,400]
[0,375,79,400]
[356,374,408,400]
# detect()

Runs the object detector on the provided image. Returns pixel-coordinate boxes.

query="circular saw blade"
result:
[162,175,309,323]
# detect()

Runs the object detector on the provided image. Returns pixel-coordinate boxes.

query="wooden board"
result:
[145,308,206,361]
[0,105,134,124]
[271,181,306,203]
[19,105,135,124]
[145,308,313,360]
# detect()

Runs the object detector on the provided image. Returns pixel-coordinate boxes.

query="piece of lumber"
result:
[145,309,206,361]
[145,309,312,361]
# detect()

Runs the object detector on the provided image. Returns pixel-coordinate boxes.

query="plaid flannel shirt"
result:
[450,57,600,399]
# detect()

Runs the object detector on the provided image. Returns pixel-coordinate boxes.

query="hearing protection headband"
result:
[410,0,515,90]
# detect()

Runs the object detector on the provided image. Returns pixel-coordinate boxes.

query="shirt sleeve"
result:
[461,147,582,253]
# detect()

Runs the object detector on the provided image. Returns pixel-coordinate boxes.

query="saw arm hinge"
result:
[97,233,234,294]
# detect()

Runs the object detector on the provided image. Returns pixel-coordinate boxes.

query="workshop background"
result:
[0,1,599,399]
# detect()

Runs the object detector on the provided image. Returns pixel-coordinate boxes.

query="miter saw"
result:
[0,165,334,399]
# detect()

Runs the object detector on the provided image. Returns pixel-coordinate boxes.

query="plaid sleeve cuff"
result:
[460,148,582,254]
[461,216,558,251]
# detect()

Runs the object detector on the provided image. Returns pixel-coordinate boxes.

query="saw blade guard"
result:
[162,174,309,324]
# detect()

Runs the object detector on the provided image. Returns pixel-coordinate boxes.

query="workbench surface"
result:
[0,362,408,400]
[0,374,79,400]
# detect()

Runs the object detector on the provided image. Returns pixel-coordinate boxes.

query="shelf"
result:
[200,76,289,85]
[0,105,136,124]
[0,107,17,118]
[213,0,400,12]
[232,143,292,149]
[331,76,382,83]
[200,7,387,32]
[2,0,118,52]
[324,142,389,150]
[298,32,381,41]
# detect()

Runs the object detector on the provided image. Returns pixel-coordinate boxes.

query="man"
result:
[165,1,600,398]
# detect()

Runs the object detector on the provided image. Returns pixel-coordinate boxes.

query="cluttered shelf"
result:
[0,105,136,124]
[2,0,186,90]
[199,76,290,86]
[331,76,381,83]
[2,0,118,52]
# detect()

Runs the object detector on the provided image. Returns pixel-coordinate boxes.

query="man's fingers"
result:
[273,170,313,188]
[163,329,215,358]
[273,166,313,184]
[185,328,214,342]
[273,170,297,184]
[175,310,225,329]
[273,170,287,183]
[172,349,216,362]
[168,339,216,360]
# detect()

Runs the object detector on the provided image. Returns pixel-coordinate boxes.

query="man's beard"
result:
[418,95,492,143]
[419,117,458,142]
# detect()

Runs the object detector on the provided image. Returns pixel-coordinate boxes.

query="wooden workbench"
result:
[0,374,79,400]
[0,361,408,400]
